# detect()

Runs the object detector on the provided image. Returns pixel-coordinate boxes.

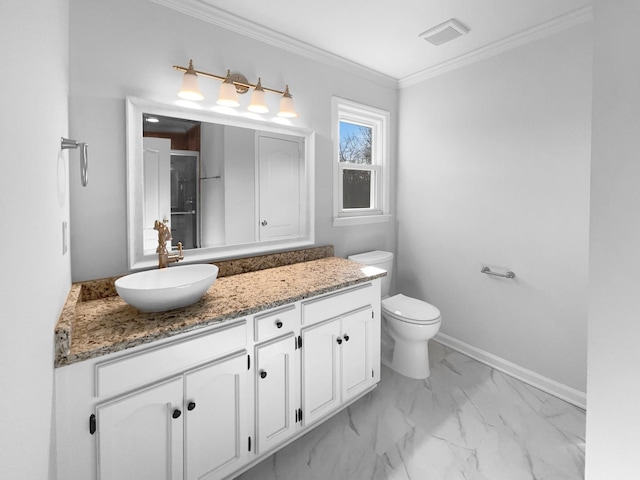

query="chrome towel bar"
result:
[481,266,515,279]
[61,137,89,187]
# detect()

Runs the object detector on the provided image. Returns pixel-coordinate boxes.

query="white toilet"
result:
[348,250,442,379]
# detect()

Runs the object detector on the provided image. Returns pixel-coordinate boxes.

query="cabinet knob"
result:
[344,334,350,342]
[275,320,283,329]
[172,409,182,419]
[260,370,268,379]
[187,401,196,411]
[336,338,343,345]
[261,220,268,226]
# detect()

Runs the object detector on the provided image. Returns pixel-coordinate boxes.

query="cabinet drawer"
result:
[301,283,373,326]
[95,321,246,398]
[254,304,298,342]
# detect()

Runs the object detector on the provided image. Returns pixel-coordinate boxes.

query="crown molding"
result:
[151,1,592,91]
[150,0,399,89]
[399,5,593,89]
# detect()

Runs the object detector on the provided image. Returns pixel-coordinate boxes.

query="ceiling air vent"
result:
[419,19,469,46]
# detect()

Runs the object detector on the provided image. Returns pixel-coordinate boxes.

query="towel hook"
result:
[61,137,88,187]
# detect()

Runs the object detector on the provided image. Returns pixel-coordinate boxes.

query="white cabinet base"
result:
[56,280,381,480]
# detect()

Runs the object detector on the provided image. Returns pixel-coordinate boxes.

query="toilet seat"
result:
[382,294,441,325]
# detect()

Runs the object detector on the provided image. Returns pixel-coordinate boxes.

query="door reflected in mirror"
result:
[127,97,314,270]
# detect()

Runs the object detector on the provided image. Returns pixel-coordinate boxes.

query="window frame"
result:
[332,97,391,226]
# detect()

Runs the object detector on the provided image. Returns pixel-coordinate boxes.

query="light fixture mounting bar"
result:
[172,64,287,96]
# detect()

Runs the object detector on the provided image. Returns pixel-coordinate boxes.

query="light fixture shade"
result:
[217,70,240,107]
[248,79,269,113]
[178,60,204,101]
[278,86,298,118]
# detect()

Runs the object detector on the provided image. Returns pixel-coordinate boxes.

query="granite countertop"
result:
[55,256,385,367]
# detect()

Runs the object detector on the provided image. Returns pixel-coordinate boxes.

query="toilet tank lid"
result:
[348,250,393,264]
[382,294,441,322]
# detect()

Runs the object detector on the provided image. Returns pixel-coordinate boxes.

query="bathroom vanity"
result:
[54,254,384,480]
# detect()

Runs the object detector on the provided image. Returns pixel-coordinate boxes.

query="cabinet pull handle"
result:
[89,414,96,435]
[336,337,343,345]
[172,409,182,419]
[276,320,283,328]
[260,370,268,379]
[343,334,350,342]
[187,401,196,411]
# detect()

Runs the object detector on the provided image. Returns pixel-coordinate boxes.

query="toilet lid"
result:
[382,294,441,324]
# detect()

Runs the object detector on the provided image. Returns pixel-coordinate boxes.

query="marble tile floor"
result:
[235,341,586,480]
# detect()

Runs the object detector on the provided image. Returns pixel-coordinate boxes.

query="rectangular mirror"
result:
[126,97,315,269]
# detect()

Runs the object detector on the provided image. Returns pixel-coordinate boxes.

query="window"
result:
[332,97,390,226]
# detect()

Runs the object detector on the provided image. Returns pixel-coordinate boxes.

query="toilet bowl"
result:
[348,251,442,380]
[382,294,441,379]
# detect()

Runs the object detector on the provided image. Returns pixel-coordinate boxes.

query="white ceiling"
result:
[156,0,593,86]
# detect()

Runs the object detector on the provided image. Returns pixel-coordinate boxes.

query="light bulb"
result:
[178,60,204,101]
[248,78,269,113]
[217,70,240,107]
[278,86,298,118]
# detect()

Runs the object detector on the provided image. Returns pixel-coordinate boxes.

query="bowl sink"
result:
[115,264,219,313]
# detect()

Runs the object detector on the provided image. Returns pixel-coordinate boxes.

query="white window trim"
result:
[332,97,391,227]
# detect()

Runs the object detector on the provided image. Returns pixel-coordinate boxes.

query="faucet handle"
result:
[171,242,184,263]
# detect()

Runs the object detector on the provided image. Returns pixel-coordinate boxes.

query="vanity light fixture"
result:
[178,60,204,101]
[248,78,269,113]
[217,70,241,107]
[278,85,297,118]
[174,59,298,117]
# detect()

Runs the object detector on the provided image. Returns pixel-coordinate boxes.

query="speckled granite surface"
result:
[55,255,384,367]
[215,245,334,277]
[76,246,335,302]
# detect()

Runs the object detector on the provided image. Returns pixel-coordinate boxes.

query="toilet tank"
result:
[347,250,393,297]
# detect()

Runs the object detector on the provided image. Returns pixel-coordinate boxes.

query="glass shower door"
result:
[170,151,199,249]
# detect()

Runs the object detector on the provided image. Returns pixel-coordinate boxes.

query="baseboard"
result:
[433,332,586,410]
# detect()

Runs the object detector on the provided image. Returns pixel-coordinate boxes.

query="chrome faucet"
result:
[154,220,184,269]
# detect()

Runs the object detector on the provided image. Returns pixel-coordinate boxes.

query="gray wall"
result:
[397,23,592,394]
[68,0,398,281]
[586,1,640,477]
[0,0,71,478]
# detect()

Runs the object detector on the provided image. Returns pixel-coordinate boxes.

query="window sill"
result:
[333,214,392,227]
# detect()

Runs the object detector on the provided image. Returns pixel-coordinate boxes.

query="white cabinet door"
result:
[341,307,373,402]
[184,352,249,480]
[302,306,375,426]
[255,333,298,454]
[142,137,171,252]
[258,134,302,241]
[96,377,183,480]
[301,319,341,426]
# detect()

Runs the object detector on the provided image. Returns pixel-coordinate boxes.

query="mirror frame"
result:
[125,96,315,270]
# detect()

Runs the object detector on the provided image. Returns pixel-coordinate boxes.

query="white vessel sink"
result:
[115,264,219,313]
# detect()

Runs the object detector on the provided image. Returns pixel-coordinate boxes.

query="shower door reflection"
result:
[170,151,199,249]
